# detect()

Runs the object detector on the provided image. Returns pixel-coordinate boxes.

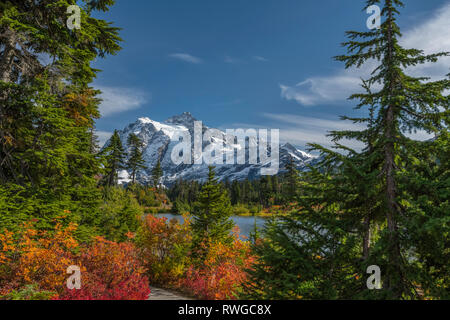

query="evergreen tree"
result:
[332,0,449,298]
[191,166,235,258]
[102,130,126,187]
[284,155,300,203]
[126,133,147,184]
[89,126,101,154]
[98,186,143,242]
[243,179,254,204]
[272,175,281,204]
[230,180,241,205]
[0,0,121,231]
[244,0,449,300]
[259,176,273,208]
[151,160,163,189]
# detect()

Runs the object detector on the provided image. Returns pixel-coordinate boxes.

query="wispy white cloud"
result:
[226,111,433,151]
[262,113,365,149]
[253,56,269,62]
[401,3,450,80]
[224,55,241,64]
[169,53,203,64]
[96,86,149,117]
[281,3,450,106]
[263,113,363,131]
[223,55,268,64]
[280,75,362,106]
[223,113,365,150]
[263,113,433,145]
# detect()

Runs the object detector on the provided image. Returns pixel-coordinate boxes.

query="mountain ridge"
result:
[104,113,319,186]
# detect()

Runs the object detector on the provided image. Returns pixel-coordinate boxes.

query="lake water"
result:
[156,214,268,240]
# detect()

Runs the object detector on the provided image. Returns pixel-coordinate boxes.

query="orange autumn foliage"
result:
[0,220,150,300]
[0,230,14,264]
[63,89,100,126]
[136,214,192,286]
[1,222,80,293]
[181,229,256,300]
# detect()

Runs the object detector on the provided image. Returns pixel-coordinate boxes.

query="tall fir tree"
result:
[126,133,146,184]
[0,0,121,232]
[244,0,449,300]
[230,180,241,205]
[332,0,449,298]
[102,130,126,187]
[191,166,235,258]
[259,176,273,208]
[283,155,300,203]
[151,160,163,189]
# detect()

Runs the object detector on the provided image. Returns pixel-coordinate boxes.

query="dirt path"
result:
[148,286,192,300]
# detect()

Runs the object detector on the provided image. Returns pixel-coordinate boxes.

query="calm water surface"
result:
[156,214,268,240]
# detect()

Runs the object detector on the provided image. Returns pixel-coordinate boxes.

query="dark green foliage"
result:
[126,133,147,184]
[0,0,123,238]
[244,0,449,300]
[191,167,235,257]
[0,284,56,301]
[259,176,273,208]
[97,186,143,242]
[101,130,126,187]
[128,184,160,207]
[230,180,241,205]
[151,160,163,189]
[283,155,300,203]
[168,174,288,211]
[173,199,191,214]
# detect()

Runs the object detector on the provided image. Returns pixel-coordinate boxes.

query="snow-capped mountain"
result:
[104,112,318,186]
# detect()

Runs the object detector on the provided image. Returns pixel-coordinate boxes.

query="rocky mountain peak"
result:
[165,112,197,127]
[106,113,319,186]
[282,142,297,152]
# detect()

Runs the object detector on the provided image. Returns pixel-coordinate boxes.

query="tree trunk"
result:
[0,27,18,182]
[384,0,402,298]
[0,27,17,84]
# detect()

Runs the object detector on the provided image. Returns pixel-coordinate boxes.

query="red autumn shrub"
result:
[181,230,256,300]
[56,237,150,300]
[0,220,150,300]
[55,273,150,300]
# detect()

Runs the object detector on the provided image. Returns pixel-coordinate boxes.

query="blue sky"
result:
[92,0,450,149]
